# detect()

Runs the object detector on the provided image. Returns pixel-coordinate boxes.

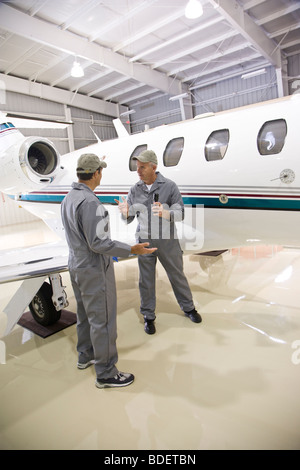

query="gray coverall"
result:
[125,172,194,320]
[61,182,131,380]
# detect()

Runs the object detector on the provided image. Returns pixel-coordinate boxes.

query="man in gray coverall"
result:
[61,153,156,388]
[116,150,202,335]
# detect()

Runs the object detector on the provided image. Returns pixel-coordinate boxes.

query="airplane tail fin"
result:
[0,111,7,122]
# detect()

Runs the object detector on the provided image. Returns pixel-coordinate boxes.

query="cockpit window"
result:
[205,129,229,161]
[163,137,184,167]
[0,122,15,131]
[129,145,147,171]
[257,119,287,155]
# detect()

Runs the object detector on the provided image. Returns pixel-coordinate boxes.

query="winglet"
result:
[113,118,129,138]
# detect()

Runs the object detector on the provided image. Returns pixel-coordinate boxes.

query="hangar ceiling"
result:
[0,0,300,117]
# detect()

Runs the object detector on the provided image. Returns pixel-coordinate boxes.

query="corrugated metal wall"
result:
[131,95,182,134]
[1,91,118,154]
[69,106,117,150]
[1,91,69,155]
[130,64,280,133]
[192,66,278,115]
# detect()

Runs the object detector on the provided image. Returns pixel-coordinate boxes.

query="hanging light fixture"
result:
[185,0,203,19]
[71,60,84,78]
[241,68,266,79]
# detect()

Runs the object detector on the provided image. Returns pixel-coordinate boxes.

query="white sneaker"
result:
[77,359,95,369]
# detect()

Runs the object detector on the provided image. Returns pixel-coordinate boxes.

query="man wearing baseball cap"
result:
[61,153,156,388]
[116,149,201,335]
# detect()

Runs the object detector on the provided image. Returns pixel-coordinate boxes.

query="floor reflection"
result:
[0,222,300,450]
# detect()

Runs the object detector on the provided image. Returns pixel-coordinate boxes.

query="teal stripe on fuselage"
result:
[14,193,300,210]
[17,194,65,203]
[182,196,300,210]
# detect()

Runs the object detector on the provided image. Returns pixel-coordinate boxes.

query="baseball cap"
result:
[133,150,158,165]
[76,153,107,173]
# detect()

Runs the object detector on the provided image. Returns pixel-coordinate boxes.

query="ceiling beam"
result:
[168,40,251,77]
[255,3,300,26]
[208,0,283,68]
[129,16,223,64]
[183,51,263,83]
[0,73,126,117]
[0,3,186,97]
[89,0,158,43]
[152,30,238,70]
[59,0,103,31]
[114,8,185,54]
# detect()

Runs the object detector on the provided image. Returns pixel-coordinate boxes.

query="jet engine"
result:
[0,134,63,194]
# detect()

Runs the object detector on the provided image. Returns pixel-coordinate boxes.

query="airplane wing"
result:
[0,239,135,339]
[0,241,69,338]
[0,241,68,284]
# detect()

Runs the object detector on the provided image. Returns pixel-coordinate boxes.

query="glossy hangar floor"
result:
[0,221,300,450]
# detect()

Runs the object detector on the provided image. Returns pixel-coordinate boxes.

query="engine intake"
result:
[20,137,59,183]
[1,133,63,194]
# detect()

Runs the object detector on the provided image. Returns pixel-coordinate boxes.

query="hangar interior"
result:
[0,0,300,450]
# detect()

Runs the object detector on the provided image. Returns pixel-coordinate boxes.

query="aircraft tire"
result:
[29,281,61,326]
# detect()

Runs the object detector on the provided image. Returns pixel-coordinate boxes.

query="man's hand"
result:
[114,196,129,217]
[152,202,170,220]
[131,242,157,255]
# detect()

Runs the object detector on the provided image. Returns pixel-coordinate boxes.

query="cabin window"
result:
[163,137,184,167]
[129,145,147,171]
[257,119,287,155]
[205,129,229,161]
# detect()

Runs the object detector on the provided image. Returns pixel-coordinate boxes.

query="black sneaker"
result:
[95,372,134,389]
[144,319,156,335]
[185,308,202,323]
